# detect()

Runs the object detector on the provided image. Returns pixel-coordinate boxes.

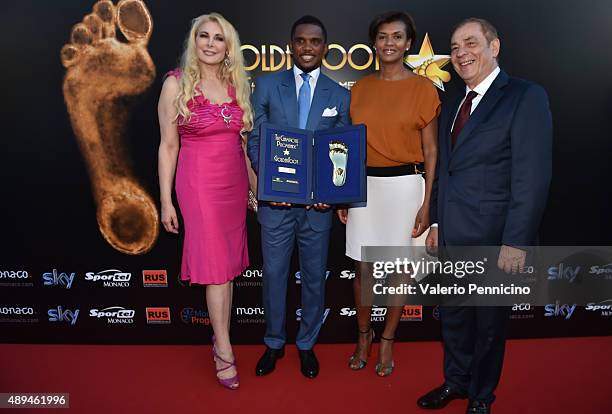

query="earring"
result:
[224,55,231,67]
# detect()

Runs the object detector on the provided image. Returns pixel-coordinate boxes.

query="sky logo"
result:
[48,306,79,325]
[42,269,75,289]
[544,301,576,320]
[295,270,331,284]
[547,263,580,283]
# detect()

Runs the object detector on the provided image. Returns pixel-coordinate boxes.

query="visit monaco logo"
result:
[85,269,131,287]
[0,270,33,287]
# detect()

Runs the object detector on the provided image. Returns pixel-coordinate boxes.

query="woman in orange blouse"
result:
[337,11,440,376]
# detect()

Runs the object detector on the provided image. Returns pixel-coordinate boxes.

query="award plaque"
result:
[257,123,366,204]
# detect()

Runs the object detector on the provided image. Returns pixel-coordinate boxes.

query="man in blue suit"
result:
[247,15,350,378]
[417,18,552,414]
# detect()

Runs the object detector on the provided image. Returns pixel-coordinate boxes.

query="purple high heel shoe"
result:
[212,344,239,390]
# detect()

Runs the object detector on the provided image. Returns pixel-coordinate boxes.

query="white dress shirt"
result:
[451,66,501,129]
[293,65,320,104]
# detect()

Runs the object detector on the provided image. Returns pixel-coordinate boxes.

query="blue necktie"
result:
[298,72,311,129]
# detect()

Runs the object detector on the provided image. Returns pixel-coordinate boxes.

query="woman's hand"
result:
[337,208,348,225]
[412,204,430,238]
[161,203,179,234]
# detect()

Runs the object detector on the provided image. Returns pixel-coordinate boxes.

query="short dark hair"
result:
[291,15,328,42]
[452,17,499,43]
[369,11,417,46]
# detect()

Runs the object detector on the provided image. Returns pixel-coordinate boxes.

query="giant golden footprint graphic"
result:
[61,0,158,255]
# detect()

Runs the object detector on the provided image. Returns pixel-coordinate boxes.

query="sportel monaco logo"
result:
[589,263,612,280]
[146,307,171,324]
[544,301,576,320]
[48,306,79,325]
[295,270,331,284]
[401,305,422,321]
[585,299,612,316]
[42,269,75,289]
[85,269,131,287]
[340,307,356,317]
[340,270,356,280]
[142,270,168,287]
[89,307,135,324]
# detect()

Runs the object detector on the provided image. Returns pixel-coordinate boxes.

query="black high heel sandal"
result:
[375,335,395,377]
[348,327,374,370]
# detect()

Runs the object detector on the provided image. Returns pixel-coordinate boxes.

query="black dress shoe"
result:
[255,346,284,376]
[417,384,467,409]
[466,400,490,414]
[298,349,319,378]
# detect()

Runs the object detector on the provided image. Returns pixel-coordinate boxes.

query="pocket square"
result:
[322,107,338,117]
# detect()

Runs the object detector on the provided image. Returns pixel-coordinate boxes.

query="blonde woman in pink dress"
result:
[157,13,253,390]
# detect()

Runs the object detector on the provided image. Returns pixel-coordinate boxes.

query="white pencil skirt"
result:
[346,174,425,262]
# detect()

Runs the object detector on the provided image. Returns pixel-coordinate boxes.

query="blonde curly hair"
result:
[175,13,253,137]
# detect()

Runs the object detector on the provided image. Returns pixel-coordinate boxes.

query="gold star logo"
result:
[405,33,451,91]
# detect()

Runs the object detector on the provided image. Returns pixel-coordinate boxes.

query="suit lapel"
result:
[451,70,509,155]
[278,70,298,128]
[445,96,463,155]
[306,74,331,131]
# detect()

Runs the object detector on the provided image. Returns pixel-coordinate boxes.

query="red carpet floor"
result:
[1,337,611,414]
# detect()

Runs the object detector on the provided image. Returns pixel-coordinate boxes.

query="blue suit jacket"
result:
[247,69,351,231]
[431,70,552,246]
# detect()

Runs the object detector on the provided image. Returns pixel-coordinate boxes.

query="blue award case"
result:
[257,123,366,204]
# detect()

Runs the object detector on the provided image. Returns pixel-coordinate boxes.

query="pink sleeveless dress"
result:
[168,69,249,285]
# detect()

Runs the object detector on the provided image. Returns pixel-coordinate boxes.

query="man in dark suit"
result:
[417,18,552,414]
[247,15,350,378]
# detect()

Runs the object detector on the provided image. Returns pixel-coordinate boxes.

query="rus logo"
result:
[142,270,168,287]
[401,305,422,321]
[146,307,171,324]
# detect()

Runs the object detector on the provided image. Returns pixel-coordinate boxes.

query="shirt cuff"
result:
[429,223,438,228]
